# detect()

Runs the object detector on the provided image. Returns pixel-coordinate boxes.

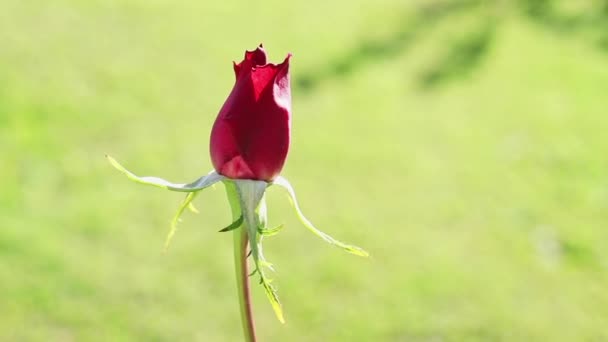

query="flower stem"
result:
[225,182,257,342]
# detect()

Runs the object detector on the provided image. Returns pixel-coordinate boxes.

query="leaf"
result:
[165,191,199,252]
[106,154,224,192]
[219,215,244,232]
[272,176,369,257]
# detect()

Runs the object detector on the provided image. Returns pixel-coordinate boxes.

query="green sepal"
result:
[262,280,283,323]
[187,202,199,213]
[106,154,224,192]
[219,215,244,232]
[272,176,369,257]
[165,191,199,252]
[259,259,275,272]
[233,180,285,324]
[106,154,223,251]
[258,224,284,237]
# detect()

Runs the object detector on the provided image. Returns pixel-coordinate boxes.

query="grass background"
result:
[1,0,608,340]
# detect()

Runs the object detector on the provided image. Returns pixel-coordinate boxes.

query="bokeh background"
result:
[2,0,608,340]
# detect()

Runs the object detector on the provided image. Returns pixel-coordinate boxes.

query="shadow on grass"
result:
[295,0,484,93]
[417,22,495,89]
[295,0,608,94]
[519,0,608,51]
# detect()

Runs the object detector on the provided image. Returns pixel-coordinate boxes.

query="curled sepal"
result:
[106,155,224,192]
[219,215,244,232]
[165,192,199,251]
[272,176,369,257]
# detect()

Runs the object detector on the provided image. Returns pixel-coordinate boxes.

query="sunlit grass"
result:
[1,1,607,340]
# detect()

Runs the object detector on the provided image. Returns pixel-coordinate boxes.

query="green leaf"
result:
[272,176,369,257]
[106,154,224,192]
[219,215,244,232]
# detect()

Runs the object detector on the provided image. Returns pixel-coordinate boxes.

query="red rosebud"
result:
[210,45,292,181]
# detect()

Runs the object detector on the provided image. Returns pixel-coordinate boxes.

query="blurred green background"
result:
[2,0,608,340]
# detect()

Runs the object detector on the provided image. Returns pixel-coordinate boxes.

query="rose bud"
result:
[209,45,292,181]
[107,44,367,333]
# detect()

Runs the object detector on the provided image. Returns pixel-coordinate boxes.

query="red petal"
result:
[210,47,292,181]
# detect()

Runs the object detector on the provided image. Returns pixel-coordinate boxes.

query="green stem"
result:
[225,181,257,342]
